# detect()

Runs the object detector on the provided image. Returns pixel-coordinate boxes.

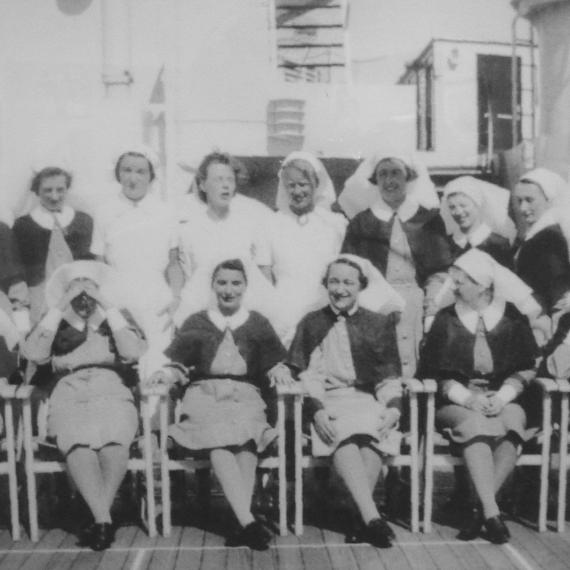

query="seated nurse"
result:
[288,254,404,548]
[148,258,292,551]
[418,249,538,544]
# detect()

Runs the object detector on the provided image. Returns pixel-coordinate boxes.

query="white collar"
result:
[117,190,161,214]
[330,302,359,317]
[63,307,106,332]
[524,209,557,241]
[30,205,74,230]
[207,307,250,331]
[455,297,505,334]
[453,223,492,249]
[371,196,419,223]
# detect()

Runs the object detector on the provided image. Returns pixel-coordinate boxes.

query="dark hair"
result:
[115,152,156,182]
[322,258,368,290]
[30,167,72,194]
[195,151,241,203]
[368,157,417,186]
[281,158,319,189]
[211,258,248,285]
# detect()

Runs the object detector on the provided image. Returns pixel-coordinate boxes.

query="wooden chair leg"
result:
[4,399,20,540]
[409,392,420,533]
[277,394,287,536]
[141,395,157,538]
[423,391,435,533]
[558,390,569,532]
[294,394,303,536]
[159,393,171,537]
[22,397,39,542]
[538,390,552,532]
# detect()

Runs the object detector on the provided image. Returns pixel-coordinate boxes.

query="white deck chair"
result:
[422,377,557,533]
[0,383,32,540]
[21,384,159,542]
[289,379,425,535]
[554,378,570,531]
[153,383,292,537]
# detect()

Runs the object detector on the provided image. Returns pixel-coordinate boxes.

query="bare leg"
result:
[66,447,110,523]
[210,448,255,527]
[333,443,381,524]
[98,444,130,516]
[360,445,383,492]
[235,445,258,507]
[462,440,500,519]
[493,436,519,494]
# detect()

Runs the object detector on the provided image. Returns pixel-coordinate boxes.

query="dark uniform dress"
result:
[342,201,453,377]
[449,231,513,269]
[0,221,24,295]
[24,308,144,455]
[514,223,570,314]
[166,309,286,452]
[289,305,402,455]
[418,302,537,444]
[13,211,93,288]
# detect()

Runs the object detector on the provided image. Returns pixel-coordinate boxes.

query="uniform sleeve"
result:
[340,217,360,255]
[90,211,106,258]
[0,222,24,292]
[542,236,570,308]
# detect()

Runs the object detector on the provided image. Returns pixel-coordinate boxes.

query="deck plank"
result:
[271,529,303,570]
[15,528,69,570]
[322,528,359,570]
[172,526,206,570]
[146,526,183,570]
[508,522,568,570]
[298,526,335,570]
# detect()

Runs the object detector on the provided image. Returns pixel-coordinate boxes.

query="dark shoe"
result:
[225,520,272,551]
[77,522,95,547]
[484,516,510,544]
[457,507,483,541]
[89,523,115,552]
[363,518,393,549]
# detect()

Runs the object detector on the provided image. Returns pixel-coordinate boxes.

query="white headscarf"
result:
[518,167,570,243]
[45,260,121,309]
[276,151,336,213]
[315,253,405,314]
[114,144,160,179]
[338,151,440,219]
[441,176,516,243]
[453,249,534,307]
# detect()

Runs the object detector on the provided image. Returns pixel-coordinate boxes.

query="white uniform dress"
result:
[270,207,346,346]
[91,191,178,376]
[176,202,278,327]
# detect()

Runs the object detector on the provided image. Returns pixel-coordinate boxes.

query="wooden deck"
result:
[0,516,568,570]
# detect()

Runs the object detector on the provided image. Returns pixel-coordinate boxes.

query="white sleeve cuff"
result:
[563,331,570,347]
[106,308,129,331]
[447,383,472,406]
[518,295,541,318]
[41,308,63,331]
[495,384,518,405]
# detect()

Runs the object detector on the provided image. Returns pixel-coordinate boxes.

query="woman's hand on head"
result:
[83,281,112,310]
[313,409,336,446]
[57,281,85,311]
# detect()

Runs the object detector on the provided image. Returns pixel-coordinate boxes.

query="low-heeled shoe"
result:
[484,515,510,544]
[363,518,393,549]
[457,507,483,541]
[225,520,272,551]
[89,522,115,551]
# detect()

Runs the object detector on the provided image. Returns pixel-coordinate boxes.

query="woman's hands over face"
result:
[82,281,111,310]
[314,409,336,446]
[57,281,85,311]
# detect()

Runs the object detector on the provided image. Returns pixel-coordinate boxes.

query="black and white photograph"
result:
[0,0,569,568]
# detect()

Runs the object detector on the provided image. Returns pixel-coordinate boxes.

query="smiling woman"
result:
[13,166,94,323]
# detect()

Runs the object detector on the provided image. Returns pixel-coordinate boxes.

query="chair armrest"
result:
[140,384,170,398]
[402,378,424,393]
[422,379,438,394]
[533,377,559,394]
[276,383,304,397]
[556,378,570,393]
[0,384,34,399]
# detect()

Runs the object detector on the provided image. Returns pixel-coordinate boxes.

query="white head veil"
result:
[338,151,440,219]
[276,151,336,213]
[113,143,160,185]
[441,176,517,243]
[314,253,405,314]
[453,249,534,307]
[518,167,570,244]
